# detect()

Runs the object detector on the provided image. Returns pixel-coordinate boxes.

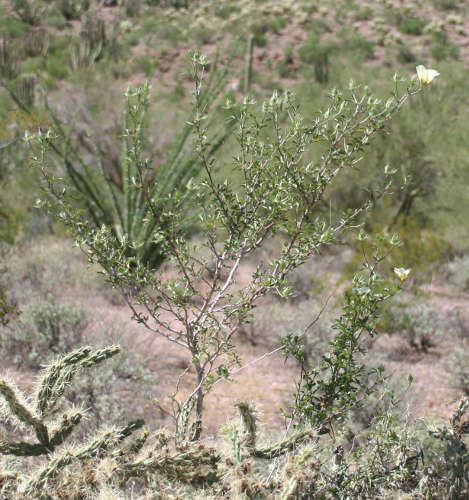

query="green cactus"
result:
[0,345,121,458]
[13,75,36,110]
[0,36,20,81]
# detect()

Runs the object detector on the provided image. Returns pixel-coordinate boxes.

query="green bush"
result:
[58,0,82,21]
[35,53,425,440]
[450,343,469,397]
[45,47,70,79]
[0,16,29,37]
[447,255,469,292]
[431,30,459,61]
[396,43,417,64]
[12,0,45,27]
[298,35,333,82]
[343,33,375,60]
[269,15,287,34]
[5,236,98,300]
[2,295,87,369]
[432,0,463,9]
[379,299,464,352]
[133,54,157,77]
[354,6,373,21]
[399,16,427,36]
[125,0,142,18]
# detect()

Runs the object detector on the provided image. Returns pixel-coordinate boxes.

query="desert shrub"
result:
[0,256,19,327]
[12,0,45,27]
[354,6,373,21]
[5,237,99,301]
[399,16,427,36]
[125,0,142,18]
[431,30,459,61]
[379,299,464,352]
[250,23,269,47]
[0,16,29,38]
[269,15,287,34]
[1,295,87,369]
[276,58,296,79]
[450,343,469,397]
[298,34,334,82]
[341,33,375,60]
[432,0,463,9]
[34,54,437,455]
[0,204,21,245]
[447,255,469,292]
[58,0,82,21]
[165,0,188,7]
[397,43,417,64]
[45,47,70,80]
[34,54,425,440]
[133,54,157,77]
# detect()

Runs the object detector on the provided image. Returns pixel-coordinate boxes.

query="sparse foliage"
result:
[33,52,422,440]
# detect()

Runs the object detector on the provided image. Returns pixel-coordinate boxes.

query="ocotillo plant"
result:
[40,49,235,269]
[0,35,20,81]
[244,34,254,94]
[33,57,436,439]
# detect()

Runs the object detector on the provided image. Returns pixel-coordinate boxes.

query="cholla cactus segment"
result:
[0,378,49,446]
[36,345,121,416]
[22,420,144,496]
[36,346,92,415]
[48,411,82,448]
[253,429,316,459]
[120,429,149,456]
[450,397,469,437]
[75,419,144,461]
[176,394,196,443]
[0,345,124,465]
[236,402,257,453]
[235,402,316,459]
[22,451,75,496]
[0,440,46,457]
[79,345,121,368]
[121,443,221,486]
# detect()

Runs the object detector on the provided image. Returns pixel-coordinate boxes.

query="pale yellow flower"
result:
[416,65,440,86]
[394,267,411,282]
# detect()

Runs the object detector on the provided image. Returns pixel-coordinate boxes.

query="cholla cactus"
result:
[0,346,121,458]
[0,345,148,497]
[21,419,144,496]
